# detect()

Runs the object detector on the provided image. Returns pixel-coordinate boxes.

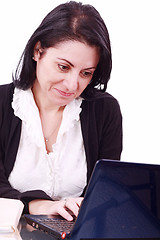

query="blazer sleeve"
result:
[0,83,53,213]
[81,92,123,184]
[98,96,123,160]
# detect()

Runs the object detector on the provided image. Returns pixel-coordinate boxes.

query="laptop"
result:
[24,159,160,239]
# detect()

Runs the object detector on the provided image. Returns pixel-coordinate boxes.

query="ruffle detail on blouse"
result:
[12,88,83,149]
[12,88,44,148]
[56,97,83,143]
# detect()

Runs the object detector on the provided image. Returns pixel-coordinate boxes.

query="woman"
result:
[0,1,122,221]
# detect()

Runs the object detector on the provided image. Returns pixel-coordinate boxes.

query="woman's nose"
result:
[63,72,79,91]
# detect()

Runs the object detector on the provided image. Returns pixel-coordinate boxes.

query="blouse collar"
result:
[12,87,83,148]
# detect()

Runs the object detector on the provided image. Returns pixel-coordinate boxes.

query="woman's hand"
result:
[28,197,83,221]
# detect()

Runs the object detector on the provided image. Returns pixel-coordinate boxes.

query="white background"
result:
[0,0,160,164]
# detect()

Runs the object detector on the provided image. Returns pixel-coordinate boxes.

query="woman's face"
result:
[33,40,99,107]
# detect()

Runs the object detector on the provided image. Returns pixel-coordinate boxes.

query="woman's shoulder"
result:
[0,82,14,95]
[0,82,14,107]
[82,89,120,106]
[84,88,116,99]
[81,89,122,117]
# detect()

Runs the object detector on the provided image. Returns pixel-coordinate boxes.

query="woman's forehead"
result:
[47,40,100,67]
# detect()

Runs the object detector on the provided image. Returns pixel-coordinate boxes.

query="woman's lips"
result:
[55,88,74,97]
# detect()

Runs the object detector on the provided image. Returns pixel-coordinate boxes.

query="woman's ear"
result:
[33,41,42,61]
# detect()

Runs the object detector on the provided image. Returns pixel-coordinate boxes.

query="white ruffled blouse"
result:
[8,88,87,200]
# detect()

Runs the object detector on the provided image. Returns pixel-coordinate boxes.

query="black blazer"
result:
[0,83,122,212]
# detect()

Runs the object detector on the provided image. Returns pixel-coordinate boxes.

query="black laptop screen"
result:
[71,159,160,239]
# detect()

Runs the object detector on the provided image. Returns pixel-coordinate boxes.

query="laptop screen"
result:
[70,159,160,239]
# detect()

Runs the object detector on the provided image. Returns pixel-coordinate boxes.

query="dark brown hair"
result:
[13,1,112,97]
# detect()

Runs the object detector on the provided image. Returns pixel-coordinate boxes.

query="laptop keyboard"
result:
[37,217,75,234]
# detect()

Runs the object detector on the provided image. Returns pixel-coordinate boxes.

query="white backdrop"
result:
[0,0,160,164]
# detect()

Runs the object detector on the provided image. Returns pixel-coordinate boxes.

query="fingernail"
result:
[68,215,73,221]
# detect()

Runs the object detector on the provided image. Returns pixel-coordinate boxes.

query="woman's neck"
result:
[32,81,65,114]
[32,81,64,153]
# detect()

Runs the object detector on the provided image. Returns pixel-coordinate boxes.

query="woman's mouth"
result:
[54,88,74,97]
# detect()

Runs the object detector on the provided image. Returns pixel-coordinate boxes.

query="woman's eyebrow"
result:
[84,66,96,70]
[57,58,74,67]
[57,58,96,70]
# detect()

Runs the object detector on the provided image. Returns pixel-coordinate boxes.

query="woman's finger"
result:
[56,201,74,221]
[62,197,83,217]
[75,197,83,207]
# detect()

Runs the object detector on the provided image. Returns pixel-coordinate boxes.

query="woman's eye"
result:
[58,64,70,72]
[81,71,93,78]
